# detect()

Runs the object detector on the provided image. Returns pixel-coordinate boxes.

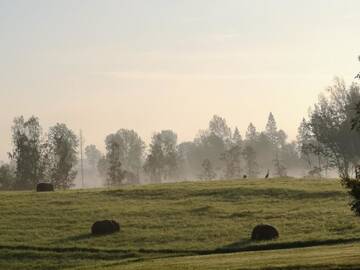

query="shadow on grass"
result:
[49,233,95,245]
[101,186,345,202]
[63,233,94,241]
[213,237,360,254]
[1,236,360,258]
[259,264,360,270]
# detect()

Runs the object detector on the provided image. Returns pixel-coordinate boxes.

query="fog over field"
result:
[1,0,359,161]
[1,0,360,189]
[4,1,360,270]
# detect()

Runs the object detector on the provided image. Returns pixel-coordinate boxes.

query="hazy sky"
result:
[1,0,360,161]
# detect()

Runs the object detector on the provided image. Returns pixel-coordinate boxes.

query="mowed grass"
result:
[105,243,360,270]
[1,178,360,269]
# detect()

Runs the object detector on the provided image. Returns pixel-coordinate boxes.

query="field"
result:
[1,178,360,269]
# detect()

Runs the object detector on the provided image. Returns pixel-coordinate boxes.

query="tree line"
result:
[1,77,360,190]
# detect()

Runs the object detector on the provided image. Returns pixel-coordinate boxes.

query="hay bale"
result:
[251,224,279,241]
[36,183,54,192]
[91,220,120,235]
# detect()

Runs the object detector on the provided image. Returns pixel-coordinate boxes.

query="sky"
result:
[0,0,360,161]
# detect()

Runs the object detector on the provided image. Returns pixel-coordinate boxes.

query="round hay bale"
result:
[91,220,120,235]
[36,183,54,192]
[251,224,279,241]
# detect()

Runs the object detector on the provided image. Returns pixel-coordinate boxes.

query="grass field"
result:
[1,178,360,269]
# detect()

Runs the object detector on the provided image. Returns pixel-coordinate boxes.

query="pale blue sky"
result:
[0,0,360,160]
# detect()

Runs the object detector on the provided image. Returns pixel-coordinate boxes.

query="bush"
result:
[341,177,360,216]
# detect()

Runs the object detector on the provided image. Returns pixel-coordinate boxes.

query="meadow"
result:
[1,178,360,269]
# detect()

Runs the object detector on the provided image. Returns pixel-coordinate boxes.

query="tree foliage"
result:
[47,123,78,189]
[308,78,360,177]
[144,130,179,183]
[242,145,259,178]
[85,144,102,170]
[0,163,15,190]
[105,138,125,186]
[9,116,46,189]
[199,159,216,180]
[220,145,242,179]
[103,129,145,181]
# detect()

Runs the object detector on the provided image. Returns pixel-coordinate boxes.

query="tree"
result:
[265,113,289,177]
[232,127,243,146]
[177,141,195,180]
[193,130,226,171]
[273,153,287,177]
[339,57,360,217]
[245,123,258,142]
[355,55,360,79]
[97,155,108,179]
[144,130,179,182]
[220,145,242,179]
[199,159,216,180]
[0,163,15,190]
[209,115,232,145]
[341,173,360,216]
[85,145,102,170]
[277,129,287,148]
[47,123,78,189]
[309,78,360,177]
[265,112,279,146]
[242,145,259,178]
[144,140,164,182]
[297,118,329,177]
[9,116,46,189]
[297,118,315,170]
[105,138,125,186]
[104,129,145,180]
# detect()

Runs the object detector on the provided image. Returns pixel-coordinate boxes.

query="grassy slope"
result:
[1,178,360,269]
[106,243,360,270]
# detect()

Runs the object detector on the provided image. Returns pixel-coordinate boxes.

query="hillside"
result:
[1,178,360,269]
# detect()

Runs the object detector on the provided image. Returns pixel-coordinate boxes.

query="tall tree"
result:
[273,154,287,177]
[47,123,78,189]
[242,145,259,178]
[85,144,102,170]
[265,112,279,146]
[192,131,226,176]
[105,138,125,186]
[199,159,216,180]
[340,57,360,217]
[220,145,242,179]
[209,115,232,145]
[297,118,314,170]
[144,130,179,182]
[297,118,328,176]
[97,155,108,179]
[232,127,243,146]
[104,129,145,180]
[0,163,15,190]
[309,78,360,177]
[355,55,360,79]
[245,123,258,142]
[9,116,45,189]
[265,113,288,177]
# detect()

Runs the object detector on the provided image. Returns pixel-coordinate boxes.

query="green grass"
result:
[0,178,360,269]
[107,242,360,270]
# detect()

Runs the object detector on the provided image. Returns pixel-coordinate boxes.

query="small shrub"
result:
[341,176,360,216]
